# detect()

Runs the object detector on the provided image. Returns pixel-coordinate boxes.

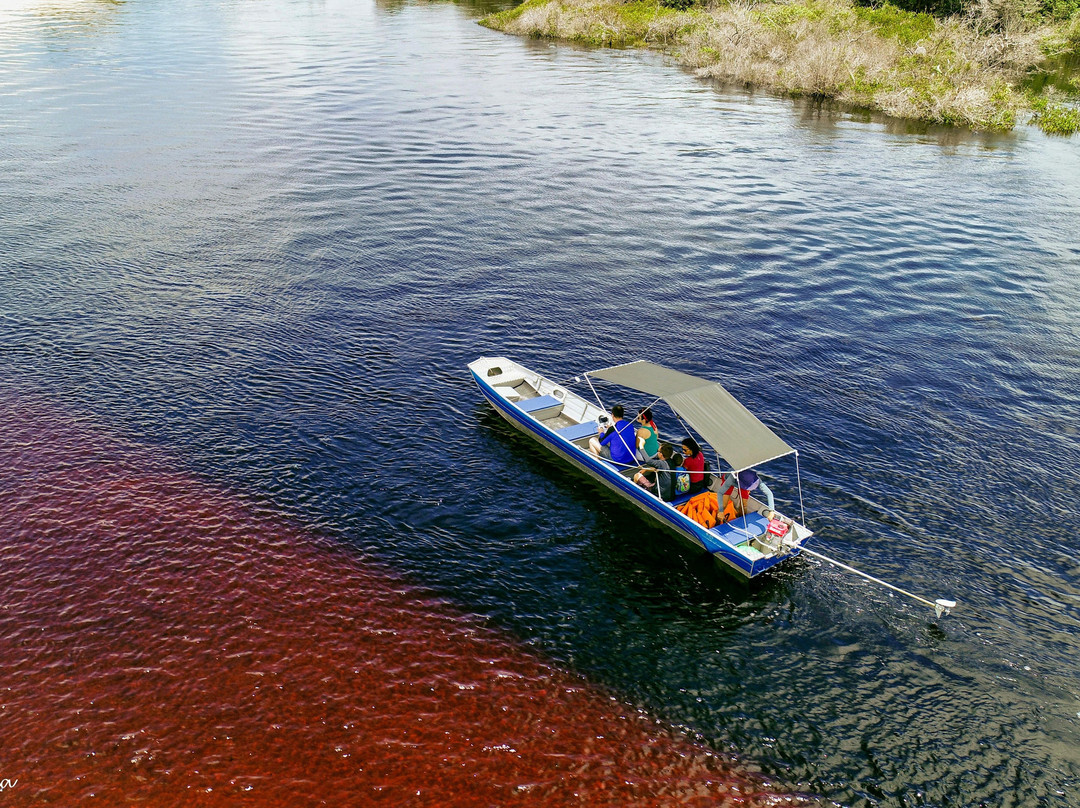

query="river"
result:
[2,0,1079,805]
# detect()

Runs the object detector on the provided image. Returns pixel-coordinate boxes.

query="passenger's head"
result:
[659,443,674,461]
[611,404,625,419]
[681,437,701,457]
[638,407,653,424]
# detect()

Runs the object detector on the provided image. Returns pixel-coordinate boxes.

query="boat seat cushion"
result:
[713,513,770,540]
[554,421,597,442]
[494,385,521,402]
[516,395,561,414]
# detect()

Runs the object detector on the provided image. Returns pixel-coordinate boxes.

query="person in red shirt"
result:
[680,437,707,495]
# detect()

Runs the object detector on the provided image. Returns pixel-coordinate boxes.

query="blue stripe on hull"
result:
[471,371,788,579]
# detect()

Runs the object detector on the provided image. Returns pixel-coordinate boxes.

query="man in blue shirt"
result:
[588,404,637,466]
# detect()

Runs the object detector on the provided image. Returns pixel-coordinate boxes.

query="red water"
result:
[0,396,813,806]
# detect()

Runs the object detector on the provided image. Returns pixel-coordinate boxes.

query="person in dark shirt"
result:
[640,442,678,501]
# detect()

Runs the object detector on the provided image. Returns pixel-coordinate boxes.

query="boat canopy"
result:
[587,360,795,472]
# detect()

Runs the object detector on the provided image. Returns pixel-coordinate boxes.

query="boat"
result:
[468,356,812,580]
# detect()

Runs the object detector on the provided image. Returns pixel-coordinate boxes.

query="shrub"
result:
[757,1,826,29]
[855,0,964,20]
[965,0,1043,34]
[1031,95,1080,132]
[1062,9,1080,43]
[855,3,937,43]
[479,0,549,29]
[1041,0,1080,19]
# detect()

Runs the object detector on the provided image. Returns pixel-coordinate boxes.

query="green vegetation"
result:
[1044,0,1080,20]
[481,0,548,28]
[481,0,1080,134]
[483,0,691,45]
[1031,93,1080,130]
[854,4,936,44]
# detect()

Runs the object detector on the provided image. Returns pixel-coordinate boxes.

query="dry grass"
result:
[500,0,696,46]
[483,0,1077,131]
[683,3,902,98]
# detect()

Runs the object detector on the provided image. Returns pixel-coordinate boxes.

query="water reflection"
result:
[376,0,518,17]
[1024,52,1080,95]
[794,95,1023,147]
[0,0,125,31]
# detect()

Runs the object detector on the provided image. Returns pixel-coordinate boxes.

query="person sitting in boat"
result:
[632,467,658,496]
[721,469,774,516]
[640,442,677,501]
[589,404,638,465]
[669,450,690,497]
[680,437,708,496]
[635,407,660,461]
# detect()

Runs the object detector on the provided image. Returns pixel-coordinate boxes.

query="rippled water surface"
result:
[2,0,1079,805]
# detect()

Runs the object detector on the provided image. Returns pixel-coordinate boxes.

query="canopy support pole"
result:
[584,374,605,413]
[794,451,806,527]
[800,547,957,618]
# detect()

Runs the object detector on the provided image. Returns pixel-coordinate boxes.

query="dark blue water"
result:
[3,0,1080,804]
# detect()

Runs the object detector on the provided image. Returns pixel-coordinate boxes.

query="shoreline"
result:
[480,0,1080,134]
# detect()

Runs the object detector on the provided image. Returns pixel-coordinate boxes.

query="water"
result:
[1,397,795,806]
[2,0,1079,805]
